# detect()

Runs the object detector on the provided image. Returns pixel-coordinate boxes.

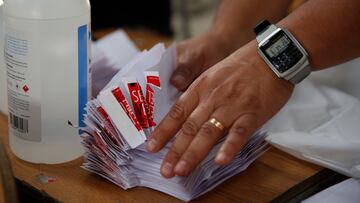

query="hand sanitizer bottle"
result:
[4,0,91,164]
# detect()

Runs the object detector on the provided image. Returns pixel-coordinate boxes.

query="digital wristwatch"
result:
[254,20,311,84]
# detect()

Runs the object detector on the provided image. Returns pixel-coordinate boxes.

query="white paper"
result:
[265,80,360,178]
[303,178,360,203]
[81,33,269,202]
[98,88,146,148]
[104,43,166,90]
[151,43,180,123]
[310,57,360,99]
[93,30,138,69]
[91,30,139,96]
[86,30,360,201]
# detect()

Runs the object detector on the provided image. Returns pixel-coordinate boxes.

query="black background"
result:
[90,0,173,36]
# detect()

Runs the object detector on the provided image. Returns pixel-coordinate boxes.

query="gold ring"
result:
[208,118,225,131]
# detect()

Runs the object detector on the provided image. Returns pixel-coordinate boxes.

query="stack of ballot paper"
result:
[81,31,269,201]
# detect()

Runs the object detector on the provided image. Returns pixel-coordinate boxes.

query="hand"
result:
[171,32,233,91]
[147,41,294,178]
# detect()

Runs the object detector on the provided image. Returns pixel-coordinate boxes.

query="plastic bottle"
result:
[4,0,91,164]
[0,0,6,115]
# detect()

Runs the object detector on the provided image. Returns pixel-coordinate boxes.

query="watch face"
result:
[260,30,304,73]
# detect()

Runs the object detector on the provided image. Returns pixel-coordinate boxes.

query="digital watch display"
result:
[254,20,311,84]
[259,30,304,73]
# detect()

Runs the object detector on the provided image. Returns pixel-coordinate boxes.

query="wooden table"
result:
[0,30,322,203]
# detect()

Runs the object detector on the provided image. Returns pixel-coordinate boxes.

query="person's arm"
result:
[171,0,292,91]
[211,0,292,52]
[279,0,360,69]
[148,0,360,179]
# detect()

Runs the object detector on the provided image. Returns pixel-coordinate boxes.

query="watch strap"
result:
[255,20,278,43]
[287,61,311,84]
[254,20,271,35]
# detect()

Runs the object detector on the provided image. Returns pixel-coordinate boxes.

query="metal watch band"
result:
[287,61,311,84]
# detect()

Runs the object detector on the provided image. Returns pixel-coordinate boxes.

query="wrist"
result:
[234,40,295,91]
[189,30,235,67]
[209,23,254,56]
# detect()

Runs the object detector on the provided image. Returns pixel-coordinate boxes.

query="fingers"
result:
[215,113,257,166]
[160,103,213,178]
[172,106,238,177]
[147,90,199,153]
[171,48,204,91]
[173,120,224,176]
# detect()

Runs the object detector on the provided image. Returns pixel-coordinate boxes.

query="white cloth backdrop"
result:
[265,58,360,178]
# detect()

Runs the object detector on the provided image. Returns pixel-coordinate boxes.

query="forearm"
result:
[210,0,292,53]
[278,0,360,70]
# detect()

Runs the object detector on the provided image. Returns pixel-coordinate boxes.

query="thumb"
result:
[171,47,204,91]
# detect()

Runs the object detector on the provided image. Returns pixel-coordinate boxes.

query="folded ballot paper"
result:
[81,31,269,201]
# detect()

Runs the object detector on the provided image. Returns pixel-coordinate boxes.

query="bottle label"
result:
[5,23,91,143]
[5,28,41,141]
[78,24,91,128]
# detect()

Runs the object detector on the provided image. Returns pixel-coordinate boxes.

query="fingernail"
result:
[175,160,188,176]
[215,152,230,165]
[171,75,187,89]
[147,139,157,152]
[161,162,173,178]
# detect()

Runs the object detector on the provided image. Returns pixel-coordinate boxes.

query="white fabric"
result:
[265,58,360,178]
[310,58,360,100]
[303,178,360,203]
